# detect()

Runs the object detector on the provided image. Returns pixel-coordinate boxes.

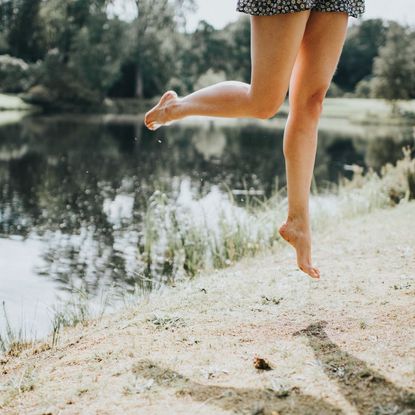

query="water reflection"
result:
[0,115,413,336]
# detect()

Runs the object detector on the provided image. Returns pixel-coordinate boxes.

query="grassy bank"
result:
[138,148,415,286]
[1,149,414,360]
[1,189,414,414]
[2,94,415,127]
[0,94,38,112]
[0,94,40,127]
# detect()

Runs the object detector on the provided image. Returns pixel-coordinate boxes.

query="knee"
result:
[250,94,285,120]
[299,85,330,118]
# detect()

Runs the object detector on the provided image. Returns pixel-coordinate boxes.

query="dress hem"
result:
[236,6,364,19]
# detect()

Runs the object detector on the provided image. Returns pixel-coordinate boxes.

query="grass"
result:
[0,365,36,409]
[147,314,186,330]
[138,147,415,287]
[50,288,92,348]
[0,287,109,357]
[0,301,32,357]
[1,149,414,357]
[0,93,40,127]
[0,93,36,111]
[322,98,415,124]
[187,98,415,127]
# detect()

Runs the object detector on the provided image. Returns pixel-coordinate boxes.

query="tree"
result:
[7,0,46,61]
[128,0,195,98]
[334,19,387,92]
[32,0,127,106]
[370,22,415,103]
[226,16,251,83]
[0,0,14,52]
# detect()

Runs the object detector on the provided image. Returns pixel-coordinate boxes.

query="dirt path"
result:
[2,203,415,415]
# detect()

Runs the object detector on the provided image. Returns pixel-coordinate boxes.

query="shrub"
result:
[0,54,35,93]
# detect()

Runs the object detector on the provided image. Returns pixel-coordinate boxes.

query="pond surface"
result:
[0,114,413,338]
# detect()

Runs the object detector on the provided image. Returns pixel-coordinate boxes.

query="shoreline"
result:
[1,201,414,414]
[1,94,415,128]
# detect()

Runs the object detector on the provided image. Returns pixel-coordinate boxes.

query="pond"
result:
[0,114,413,339]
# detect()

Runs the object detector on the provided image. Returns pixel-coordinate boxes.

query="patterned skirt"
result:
[236,0,365,18]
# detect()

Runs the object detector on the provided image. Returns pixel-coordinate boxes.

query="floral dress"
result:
[236,0,365,18]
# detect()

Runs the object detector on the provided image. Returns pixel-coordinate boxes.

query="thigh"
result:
[249,11,311,102]
[288,11,349,108]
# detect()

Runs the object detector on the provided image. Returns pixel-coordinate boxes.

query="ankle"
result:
[286,214,310,229]
[168,98,183,119]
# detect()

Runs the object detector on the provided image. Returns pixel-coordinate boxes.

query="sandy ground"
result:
[1,202,415,415]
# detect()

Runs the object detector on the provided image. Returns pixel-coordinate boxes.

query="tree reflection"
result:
[0,116,411,297]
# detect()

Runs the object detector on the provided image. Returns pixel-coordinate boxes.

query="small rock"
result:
[253,356,273,371]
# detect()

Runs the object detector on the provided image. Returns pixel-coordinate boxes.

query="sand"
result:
[1,202,415,415]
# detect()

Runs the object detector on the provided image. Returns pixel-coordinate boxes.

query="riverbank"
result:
[1,200,414,414]
[2,92,415,127]
[0,94,40,127]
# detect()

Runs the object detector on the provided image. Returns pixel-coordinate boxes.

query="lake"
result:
[0,113,413,339]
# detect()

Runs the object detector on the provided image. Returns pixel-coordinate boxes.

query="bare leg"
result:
[144,12,311,130]
[279,11,349,279]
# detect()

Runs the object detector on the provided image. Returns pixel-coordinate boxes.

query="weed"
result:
[147,314,186,330]
[0,301,32,357]
[0,366,36,408]
[50,287,93,348]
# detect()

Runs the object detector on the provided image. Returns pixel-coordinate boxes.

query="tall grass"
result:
[50,288,91,348]
[139,148,415,283]
[0,287,110,356]
[1,149,413,356]
[0,301,32,357]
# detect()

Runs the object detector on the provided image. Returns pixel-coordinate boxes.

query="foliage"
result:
[194,69,227,91]
[0,0,414,107]
[0,54,35,92]
[334,19,387,92]
[6,0,46,62]
[370,23,415,102]
[120,0,196,98]
[138,150,415,284]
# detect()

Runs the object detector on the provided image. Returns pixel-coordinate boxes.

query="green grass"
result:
[322,98,415,124]
[0,93,36,111]
[0,93,40,127]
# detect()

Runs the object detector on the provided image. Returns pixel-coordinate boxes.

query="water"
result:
[0,114,413,338]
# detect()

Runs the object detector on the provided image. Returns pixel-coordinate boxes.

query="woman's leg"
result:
[279,11,349,279]
[144,12,311,130]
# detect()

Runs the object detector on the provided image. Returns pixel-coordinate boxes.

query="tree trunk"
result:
[135,64,143,98]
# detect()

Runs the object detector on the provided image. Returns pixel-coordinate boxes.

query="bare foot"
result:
[279,219,320,280]
[144,90,180,131]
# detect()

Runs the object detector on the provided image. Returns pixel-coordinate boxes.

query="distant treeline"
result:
[0,0,414,109]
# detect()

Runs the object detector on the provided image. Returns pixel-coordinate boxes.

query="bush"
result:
[37,48,100,107]
[355,78,373,98]
[327,82,345,98]
[194,69,227,91]
[0,54,35,93]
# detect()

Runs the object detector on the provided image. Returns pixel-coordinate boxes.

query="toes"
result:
[299,264,320,280]
[310,267,320,280]
[144,112,154,129]
[149,122,160,131]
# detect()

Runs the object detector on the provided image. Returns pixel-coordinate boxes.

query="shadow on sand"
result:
[132,321,415,414]
[295,321,415,415]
